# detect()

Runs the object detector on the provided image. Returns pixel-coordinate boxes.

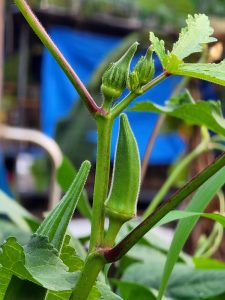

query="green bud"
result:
[105,114,141,223]
[127,47,155,93]
[101,42,138,104]
[35,160,91,251]
[127,70,142,95]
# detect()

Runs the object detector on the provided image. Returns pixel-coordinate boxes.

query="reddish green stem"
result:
[14,0,104,116]
[103,152,225,262]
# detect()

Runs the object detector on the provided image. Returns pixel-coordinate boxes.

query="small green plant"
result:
[2,2,225,299]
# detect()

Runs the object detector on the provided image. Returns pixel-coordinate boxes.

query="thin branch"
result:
[14,0,104,116]
[111,71,169,118]
[103,152,225,262]
[141,114,165,182]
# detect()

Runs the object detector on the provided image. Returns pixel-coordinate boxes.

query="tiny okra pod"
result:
[104,114,141,245]
[35,160,91,251]
[101,42,138,106]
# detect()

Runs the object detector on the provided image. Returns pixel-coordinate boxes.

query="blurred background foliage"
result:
[27,0,225,28]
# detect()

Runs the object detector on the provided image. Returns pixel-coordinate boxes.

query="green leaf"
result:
[24,235,78,291]
[0,220,31,245]
[0,236,79,293]
[113,280,156,300]
[155,210,225,229]
[168,266,225,300]
[149,32,166,65]
[193,257,225,270]
[96,281,123,300]
[44,290,71,300]
[170,61,225,87]
[37,160,91,251]
[171,14,216,60]
[3,277,46,300]
[122,262,225,300]
[0,189,39,232]
[87,286,102,300]
[56,156,92,220]
[0,268,11,300]
[60,235,84,272]
[157,166,225,300]
[130,91,225,136]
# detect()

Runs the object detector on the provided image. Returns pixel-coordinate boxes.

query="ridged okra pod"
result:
[104,114,141,245]
[35,160,91,251]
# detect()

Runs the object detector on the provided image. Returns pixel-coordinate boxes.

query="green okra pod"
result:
[35,160,91,251]
[105,114,141,223]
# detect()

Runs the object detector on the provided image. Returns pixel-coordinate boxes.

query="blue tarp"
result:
[41,26,186,164]
[0,152,11,196]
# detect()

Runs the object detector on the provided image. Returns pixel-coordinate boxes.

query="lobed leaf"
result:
[170,61,225,87]
[149,32,166,65]
[172,14,216,60]
[130,91,225,136]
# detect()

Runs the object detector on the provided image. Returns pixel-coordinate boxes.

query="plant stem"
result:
[104,218,124,247]
[14,0,103,116]
[71,253,105,300]
[111,72,169,118]
[143,140,208,217]
[141,114,166,182]
[103,152,225,262]
[89,117,113,251]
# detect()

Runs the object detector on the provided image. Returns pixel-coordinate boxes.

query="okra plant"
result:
[2,1,225,299]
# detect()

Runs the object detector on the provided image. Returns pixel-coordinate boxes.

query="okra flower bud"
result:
[101,42,138,106]
[105,114,141,223]
[127,70,142,95]
[127,47,155,93]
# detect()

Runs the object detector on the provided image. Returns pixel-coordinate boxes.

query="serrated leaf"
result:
[149,32,166,65]
[157,166,225,300]
[130,91,225,136]
[172,14,216,60]
[170,61,225,87]
[164,53,183,73]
